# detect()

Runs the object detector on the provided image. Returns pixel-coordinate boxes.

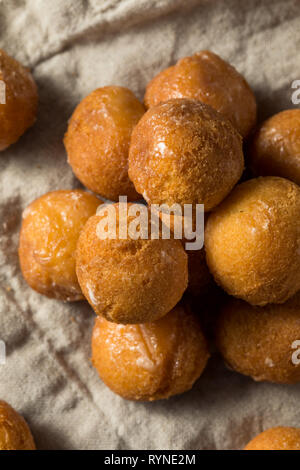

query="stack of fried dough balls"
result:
[18,46,300,412]
[208,176,300,385]
[77,202,211,400]
[0,401,35,450]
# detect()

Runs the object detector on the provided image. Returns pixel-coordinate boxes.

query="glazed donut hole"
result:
[244,427,300,450]
[76,202,188,324]
[129,99,244,212]
[216,292,300,384]
[249,109,300,186]
[91,302,210,401]
[64,86,145,201]
[0,401,35,450]
[19,189,101,301]
[205,176,300,306]
[144,50,257,138]
[0,49,38,151]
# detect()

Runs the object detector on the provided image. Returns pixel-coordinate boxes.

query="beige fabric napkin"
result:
[0,0,299,450]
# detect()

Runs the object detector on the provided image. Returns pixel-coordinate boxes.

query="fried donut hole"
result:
[205,176,300,306]
[0,401,35,450]
[0,49,38,151]
[244,427,300,450]
[250,109,300,186]
[144,50,256,138]
[19,190,100,301]
[216,293,300,384]
[129,99,244,212]
[64,86,145,201]
[91,303,210,401]
[76,203,188,324]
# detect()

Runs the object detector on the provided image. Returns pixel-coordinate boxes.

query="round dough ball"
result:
[0,49,38,151]
[249,109,300,186]
[64,86,144,200]
[0,401,35,450]
[216,293,300,384]
[19,190,101,301]
[76,203,188,323]
[129,99,244,211]
[91,303,210,401]
[244,427,300,450]
[205,176,300,306]
[144,50,256,138]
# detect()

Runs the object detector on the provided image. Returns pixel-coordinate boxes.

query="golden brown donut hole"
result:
[144,50,257,138]
[0,49,38,151]
[64,86,145,201]
[205,176,300,306]
[0,401,35,450]
[129,99,244,212]
[19,189,101,301]
[250,109,300,186]
[244,427,300,450]
[91,303,210,401]
[216,292,300,384]
[76,203,188,324]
